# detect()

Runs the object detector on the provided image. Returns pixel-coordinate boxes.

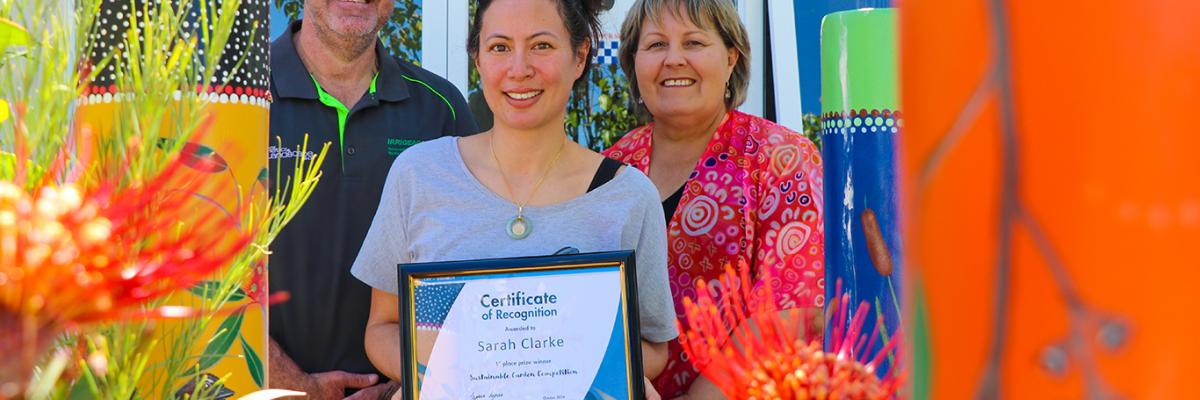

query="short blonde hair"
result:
[618,0,751,119]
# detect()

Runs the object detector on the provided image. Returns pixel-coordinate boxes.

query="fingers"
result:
[344,381,399,400]
[343,384,383,400]
[332,371,379,389]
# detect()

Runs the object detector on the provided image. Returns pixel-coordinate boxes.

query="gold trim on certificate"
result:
[397,251,646,400]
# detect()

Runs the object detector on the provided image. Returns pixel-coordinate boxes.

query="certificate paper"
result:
[398,251,644,400]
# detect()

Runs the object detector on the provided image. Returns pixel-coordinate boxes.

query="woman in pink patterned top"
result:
[603,0,824,398]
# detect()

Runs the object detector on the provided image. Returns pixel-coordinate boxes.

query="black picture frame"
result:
[396,250,645,399]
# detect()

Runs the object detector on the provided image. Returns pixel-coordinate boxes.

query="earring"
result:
[725,87,732,100]
[637,97,644,104]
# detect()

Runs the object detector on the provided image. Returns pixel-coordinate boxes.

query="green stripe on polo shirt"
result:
[401,74,456,121]
[311,73,378,170]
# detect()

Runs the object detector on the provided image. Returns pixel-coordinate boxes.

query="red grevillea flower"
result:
[678,264,903,399]
[0,148,252,389]
[243,259,266,304]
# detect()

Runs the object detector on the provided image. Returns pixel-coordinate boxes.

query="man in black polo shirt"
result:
[267,1,478,398]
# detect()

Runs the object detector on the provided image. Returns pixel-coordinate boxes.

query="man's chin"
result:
[316,21,380,44]
[332,28,377,40]
[328,21,379,37]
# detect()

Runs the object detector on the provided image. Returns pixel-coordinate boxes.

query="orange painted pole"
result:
[902,0,1200,398]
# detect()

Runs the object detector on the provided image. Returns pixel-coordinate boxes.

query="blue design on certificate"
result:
[414,282,465,331]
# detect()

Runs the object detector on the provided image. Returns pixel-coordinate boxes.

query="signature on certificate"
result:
[471,394,505,399]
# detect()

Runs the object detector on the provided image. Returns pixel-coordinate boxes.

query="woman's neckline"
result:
[449,137,628,212]
[643,110,736,174]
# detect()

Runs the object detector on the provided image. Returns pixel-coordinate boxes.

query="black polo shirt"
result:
[268,20,479,376]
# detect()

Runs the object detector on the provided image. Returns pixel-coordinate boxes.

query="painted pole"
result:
[820,7,902,378]
[74,0,270,396]
[901,0,1200,398]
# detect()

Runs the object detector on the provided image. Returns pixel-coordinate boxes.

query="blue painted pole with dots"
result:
[819,8,903,379]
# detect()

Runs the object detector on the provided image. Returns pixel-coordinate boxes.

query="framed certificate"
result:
[397,251,645,400]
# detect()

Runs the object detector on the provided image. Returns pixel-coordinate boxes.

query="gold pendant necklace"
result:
[491,133,565,240]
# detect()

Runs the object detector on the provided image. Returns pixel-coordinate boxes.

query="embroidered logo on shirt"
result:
[268,145,317,160]
[387,138,423,156]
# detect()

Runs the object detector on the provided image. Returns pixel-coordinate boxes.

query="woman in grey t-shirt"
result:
[350,0,676,396]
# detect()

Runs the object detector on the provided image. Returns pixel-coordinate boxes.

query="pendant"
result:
[507,215,531,240]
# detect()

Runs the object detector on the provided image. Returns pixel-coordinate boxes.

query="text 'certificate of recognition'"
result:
[398,251,644,400]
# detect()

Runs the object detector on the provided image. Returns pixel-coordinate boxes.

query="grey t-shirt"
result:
[350,137,678,342]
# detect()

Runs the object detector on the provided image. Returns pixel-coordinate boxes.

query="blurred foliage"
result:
[273,0,422,65]
[565,63,638,151]
[802,112,822,149]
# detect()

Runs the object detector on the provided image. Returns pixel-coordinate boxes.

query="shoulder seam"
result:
[400,74,457,121]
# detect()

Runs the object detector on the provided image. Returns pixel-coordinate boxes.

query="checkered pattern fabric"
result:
[594,39,620,65]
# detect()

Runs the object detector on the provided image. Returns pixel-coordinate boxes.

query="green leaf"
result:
[874,297,897,368]
[912,281,934,400]
[239,334,265,388]
[195,310,245,372]
[65,379,96,400]
[0,18,31,51]
[189,281,247,302]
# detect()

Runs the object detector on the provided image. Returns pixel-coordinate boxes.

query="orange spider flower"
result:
[0,141,252,390]
[678,264,903,399]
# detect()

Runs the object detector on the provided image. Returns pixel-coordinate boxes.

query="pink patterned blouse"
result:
[604,110,825,397]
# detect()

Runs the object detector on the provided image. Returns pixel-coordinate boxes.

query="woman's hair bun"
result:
[580,0,608,16]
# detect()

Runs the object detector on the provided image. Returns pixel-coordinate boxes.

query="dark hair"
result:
[467,0,603,90]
